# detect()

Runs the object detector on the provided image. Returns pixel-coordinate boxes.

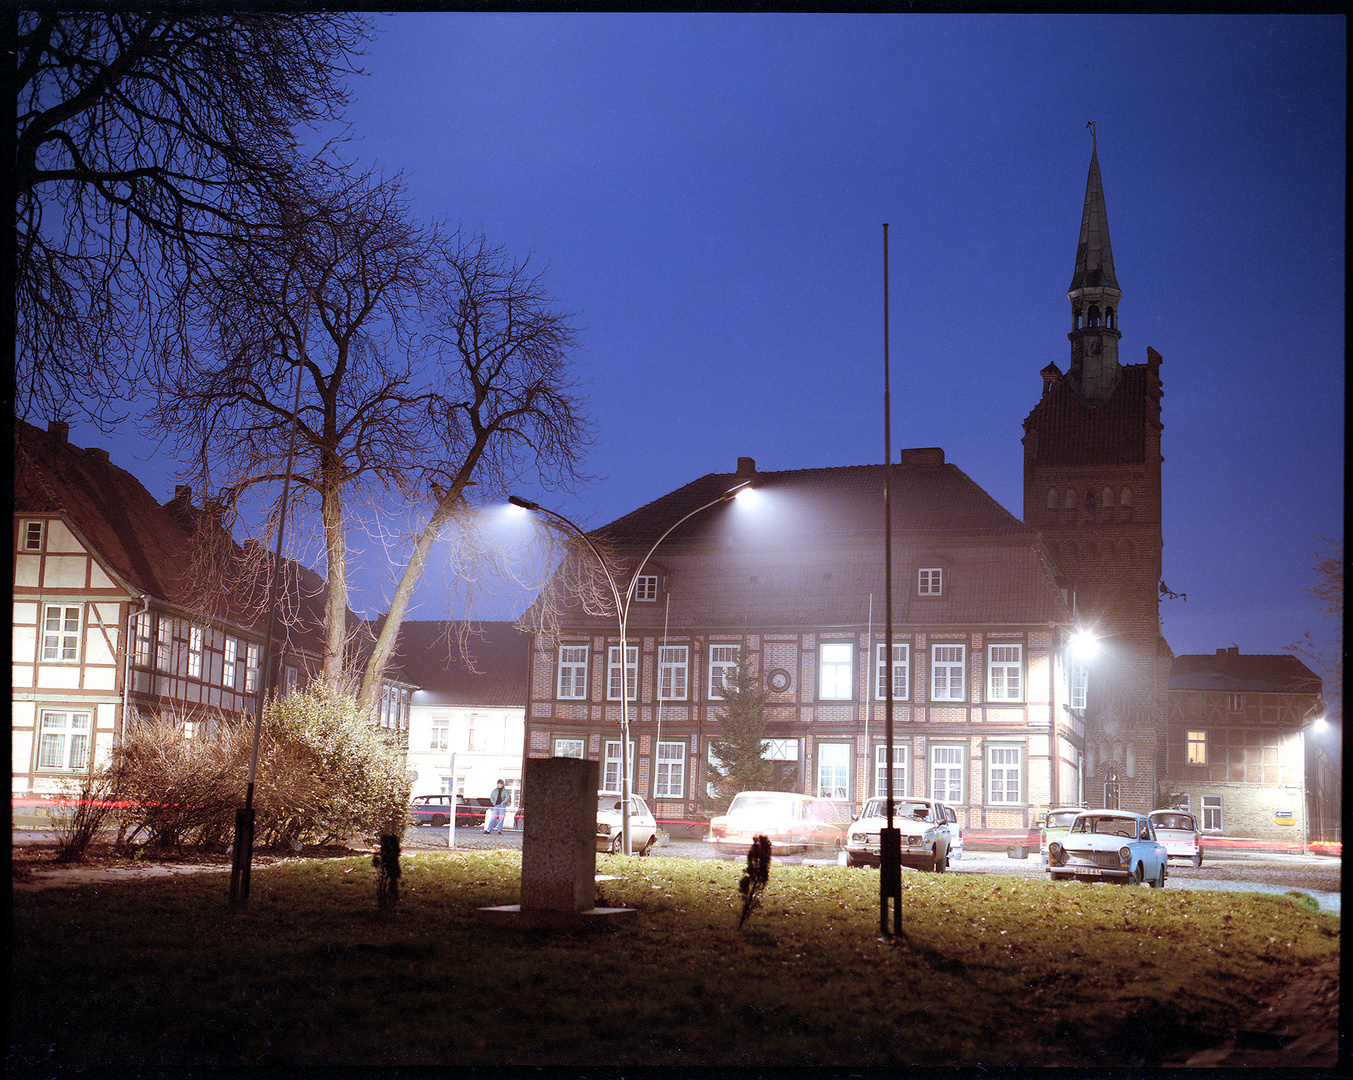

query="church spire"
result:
[1066,124,1123,405]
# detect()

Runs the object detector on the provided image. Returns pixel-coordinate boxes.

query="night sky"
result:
[75,15,1344,689]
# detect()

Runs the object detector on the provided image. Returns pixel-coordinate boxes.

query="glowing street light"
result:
[510,477,754,855]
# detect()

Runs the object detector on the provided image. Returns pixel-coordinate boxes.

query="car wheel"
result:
[1049,872,1068,881]
[1130,863,1146,885]
[1192,852,1203,868]
[933,845,947,873]
[638,836,654,857]
[609,835,622,854]
[1152,864,1166,888]
[845,853,862,868]
[431,814,446,828]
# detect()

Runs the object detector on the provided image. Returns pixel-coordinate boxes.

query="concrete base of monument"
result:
[475,904,638,929]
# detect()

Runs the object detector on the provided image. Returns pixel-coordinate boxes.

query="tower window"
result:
[1084,490,1095,510]
[1046,488,1058,509]
[1120,486,1133,507]
[1065,489,1075,509]
[1088,305,1101,327]
[1102,486,1114,507]
[1105,307,1115,329]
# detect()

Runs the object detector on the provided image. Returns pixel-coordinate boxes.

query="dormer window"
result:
[634,574,658,602]
[23,520,44,551]
[918,568,943,596]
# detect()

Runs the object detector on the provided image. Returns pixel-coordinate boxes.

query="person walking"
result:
[485,779,509,834]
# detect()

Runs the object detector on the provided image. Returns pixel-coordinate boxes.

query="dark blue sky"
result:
[82,14,1344,669]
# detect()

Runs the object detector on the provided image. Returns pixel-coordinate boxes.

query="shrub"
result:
[53,771,118,862]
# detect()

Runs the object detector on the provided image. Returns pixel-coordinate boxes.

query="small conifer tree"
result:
[704,648,771,811]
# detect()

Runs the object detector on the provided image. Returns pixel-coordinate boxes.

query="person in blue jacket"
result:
[485,779,509,834]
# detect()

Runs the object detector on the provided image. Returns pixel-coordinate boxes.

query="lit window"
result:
[553,738,584,759]
[658,645,688,701]
[874,742,907,798]
[931,644,966,701]
[607,645,638,701]
[634,575,658,602]
[23,521,43,551]
[918,568,943,596]
[987,645,1023,701]
[708,644,740,698]
[931,745,963,804]
[987,746,1022,804]
[188,625,204,678]
[602,739,634,794]
[816,742,850,800]
[1186,730,1207,765]
[655,741,686,798]
[38,710,91,770]
[818,642,854,700]
[41,605,81,661]
[1070,661,1088,711]
[876,643,910,700]
[557,645,589,700]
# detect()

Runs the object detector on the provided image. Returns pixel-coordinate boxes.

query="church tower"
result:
[1022,132,1171,812]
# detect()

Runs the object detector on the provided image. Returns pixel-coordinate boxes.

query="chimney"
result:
[1215,646,1240,671]
[898,447,945,466]
[735,456,757,483]
[48,420,69,443]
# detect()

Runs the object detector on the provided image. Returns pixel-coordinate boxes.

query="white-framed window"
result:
[818,642,854,700]
[1070,660,1088,711]
[283,665,299,696]
[762,738,798,761]
[222,636,237,689]
[658,645,689,700]
[918,568,943,596]
[23,520,44,551]
[553,737,585,759]
[1186,730,1207,765]
[874,742,908,798]
[1226,694,1243,714]
[708,644,740,698]
[602,739,634,794]
[875,642,909,700]
[134,612,153,667]
[557,645,589,700]
[38,710,91,770]
[655,741,686,798]
[634,575,658,602]
[987,644,1023,701]
[244,643,260,693]
[930,744,964,804]
[156,617,172,672]
[986,745,1022,804]
[188,625,204,678]
[41,604,82,661]
[431,716,449,751]
[931,644,966,701]
[1201,794,1223,832]
[816,741,851,800]
[607,645,638,701]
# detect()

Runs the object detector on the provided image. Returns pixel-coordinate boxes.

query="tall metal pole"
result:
[879,223,902,937]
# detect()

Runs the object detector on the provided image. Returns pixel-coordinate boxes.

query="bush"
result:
[53,771,119,862]
[105,690,410,851]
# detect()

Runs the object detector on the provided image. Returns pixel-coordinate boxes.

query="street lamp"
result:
[510,478,754,855]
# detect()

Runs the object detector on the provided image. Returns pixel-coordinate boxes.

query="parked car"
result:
[1039,806,1085,865]
[845,796,958,872]
[408,794,491,829]
[1046,809,1168,886]
[1148,808,1203,867]
[707,790,847,859]
[596,794,659,856]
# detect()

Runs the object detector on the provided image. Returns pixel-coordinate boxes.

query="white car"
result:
[1047,810,1168,887]
[596,794,659,856]
[706,791,847,859]
[845,796,960,872]
[1148,809,1203,867]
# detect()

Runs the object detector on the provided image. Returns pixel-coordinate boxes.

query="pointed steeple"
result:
[1066,124,1123,406]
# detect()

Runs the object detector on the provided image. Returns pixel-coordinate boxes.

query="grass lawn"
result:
[10,850,1339,1068]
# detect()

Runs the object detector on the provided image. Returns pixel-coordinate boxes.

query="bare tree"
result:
[14,11,370,428]
[1286,536,1343,698]
[152,173,590,711]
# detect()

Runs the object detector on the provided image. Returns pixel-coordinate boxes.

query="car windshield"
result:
[1072,815,1138,838]
[1152,813,1195,831]
[597,796,624,813]
[1046,810,1080,829]
[728,793,795,815]
[859,798,931,820]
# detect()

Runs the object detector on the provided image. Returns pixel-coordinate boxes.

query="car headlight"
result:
[597,823,611,836]
[1119,846,1132,867]
[1048,841,1066,866]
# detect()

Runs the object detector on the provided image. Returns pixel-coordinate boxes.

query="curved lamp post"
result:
[510,479,753,855]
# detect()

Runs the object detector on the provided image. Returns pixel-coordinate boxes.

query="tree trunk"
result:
[320,461,349,691]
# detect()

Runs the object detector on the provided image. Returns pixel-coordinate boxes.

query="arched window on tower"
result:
[1084,489,1095,510]
[1047,488,1058,510]
[1065,488,1076,509]
[1120,486,1133,507]
[1102,486,1114,507]
[1088,305,1101,328]
[1105,307,1115,329]
[1072,307,1082,331]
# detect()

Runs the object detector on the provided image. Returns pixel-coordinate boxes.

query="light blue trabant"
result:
[1046,809,1168,887]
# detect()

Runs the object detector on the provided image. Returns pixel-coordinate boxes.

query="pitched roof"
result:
[1170,651,1322,695]
[390,620,529,707]
[14,418,337,654]
[530,454,1069,631]
[1022,360,1161,466]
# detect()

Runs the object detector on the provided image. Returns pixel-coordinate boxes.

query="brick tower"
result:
[1021,132,1172,811]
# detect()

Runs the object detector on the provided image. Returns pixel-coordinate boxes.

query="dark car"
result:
[408,794,491,828]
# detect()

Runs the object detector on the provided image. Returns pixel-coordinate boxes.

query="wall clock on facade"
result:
[767,669,790,693]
